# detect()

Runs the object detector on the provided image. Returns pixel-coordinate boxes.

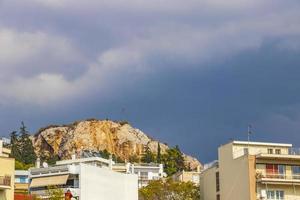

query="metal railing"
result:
[257,173,300,180]
[0,176,11,187]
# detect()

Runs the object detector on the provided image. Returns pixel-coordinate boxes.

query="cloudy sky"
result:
[1,0,300,162]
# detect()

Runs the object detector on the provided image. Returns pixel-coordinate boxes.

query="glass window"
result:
[268,149,273,154]
[275,149,281,154]
[216,172,220,192]
[276,191,284,200]
[267,191,275,199]
[19,177,27,183]
[278,165,286,178]
[292,166,300,179]
[267,190,284,200]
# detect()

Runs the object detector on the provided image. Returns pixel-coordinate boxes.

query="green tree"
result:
[141,145,155,163]
[139,178,200,200]
[10,122,37,167]
[10,131,21,161]
[19,121,37,164]
[161,145,185,176]
[46,186,64,200]
[156,142,161,163]
[15,160,34,170]
[129,155,140,163]
[99,149,111,159]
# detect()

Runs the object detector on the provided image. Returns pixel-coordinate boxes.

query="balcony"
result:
[0,176,11,190]
[256,173,300,185]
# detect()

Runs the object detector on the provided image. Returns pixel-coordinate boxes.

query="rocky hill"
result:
[32,119,201,169]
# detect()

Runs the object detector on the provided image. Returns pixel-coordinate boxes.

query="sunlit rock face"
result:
[33,119,202,169]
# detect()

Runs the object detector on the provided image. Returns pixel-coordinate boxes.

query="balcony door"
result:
[266,164,285,178]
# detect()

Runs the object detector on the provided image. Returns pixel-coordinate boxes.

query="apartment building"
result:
[29,156,138,200]
[113,163,166,188]
[0,139,15,200]
[201,140,300,200]
[172,165,202,185]
[15,170,29,194]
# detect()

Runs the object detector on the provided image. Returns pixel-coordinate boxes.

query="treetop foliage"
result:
[139,178,200,200]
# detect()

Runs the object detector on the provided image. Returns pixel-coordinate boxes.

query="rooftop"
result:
[232,140,292,147]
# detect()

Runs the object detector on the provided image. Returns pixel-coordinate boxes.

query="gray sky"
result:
[0,0,300,162]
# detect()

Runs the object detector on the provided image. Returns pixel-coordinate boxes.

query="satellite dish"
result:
[42,162,48,168]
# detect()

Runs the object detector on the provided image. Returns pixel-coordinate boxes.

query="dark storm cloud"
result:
[0,0,300,162]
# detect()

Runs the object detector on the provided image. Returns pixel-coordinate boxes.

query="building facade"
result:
[0,139,15,200]
[201,140,300,200]
[14,170,29,194]
[29,156,138,200]
[113,163,166,188]
[172,165,201,185]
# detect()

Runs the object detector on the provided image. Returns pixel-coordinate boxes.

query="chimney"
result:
[36,157,40,168]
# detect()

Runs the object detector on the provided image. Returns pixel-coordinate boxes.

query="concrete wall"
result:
[0,157,15,200]
[200,166,217,200]
[218,143,255,200]
[79,164,138,200]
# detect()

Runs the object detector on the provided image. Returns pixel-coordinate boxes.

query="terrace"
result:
[0,176,11,190]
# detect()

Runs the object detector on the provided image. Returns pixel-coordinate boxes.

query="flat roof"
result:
[232,141,292,147]
[56,156,114,165]
[15,170,29,176]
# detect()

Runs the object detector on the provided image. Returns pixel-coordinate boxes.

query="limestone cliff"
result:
[33,119,201,169]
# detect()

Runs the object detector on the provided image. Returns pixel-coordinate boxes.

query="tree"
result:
[141,145,155,163]
[99,149,110,159]
[10,122,37,166]
[129,155,140,163]
[161,145,185,176]
[10,131,21,161]
[156,142,161,163]
[46,186,64,200]
[139,178,200,200]
[19,121,37,164]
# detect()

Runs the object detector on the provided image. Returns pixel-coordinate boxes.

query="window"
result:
[292,166,300,179]
[278,165,286,178]
[267,190,284,200]
[266,164,285,178]
[140,172,148,180]
[216,194,220,200]
[216,172,220,192]
[275,149,281,154]
[268,149,273,154]
[19,177,27,183]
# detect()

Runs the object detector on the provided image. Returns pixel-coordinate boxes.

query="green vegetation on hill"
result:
[139,178,200,200]
[140,143,186,176]
[10,122,37,169]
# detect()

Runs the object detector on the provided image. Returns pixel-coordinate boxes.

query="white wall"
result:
[79,163,138,200]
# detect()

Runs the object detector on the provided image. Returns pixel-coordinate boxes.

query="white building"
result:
[29,156,138,200]
[113,163,166,188]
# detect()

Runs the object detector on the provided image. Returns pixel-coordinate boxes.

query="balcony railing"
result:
[256,173,300,180]
[0,176,11,187]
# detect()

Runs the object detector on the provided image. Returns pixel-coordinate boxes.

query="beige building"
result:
[172,166,201,185]
[113,163,166,188]
[201,140,300,200]
[0,139,15,200]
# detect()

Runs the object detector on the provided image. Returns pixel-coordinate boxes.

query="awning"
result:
[30,175,69,188]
